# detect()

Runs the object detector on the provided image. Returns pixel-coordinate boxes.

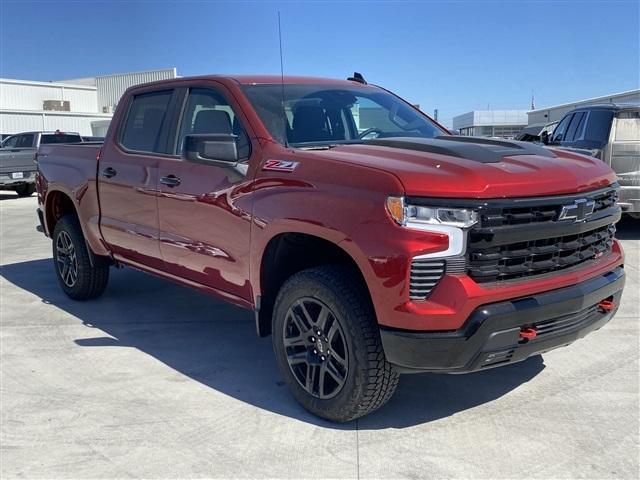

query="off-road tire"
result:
[15,184,35,197]
[52,214,109,300]
[272,265,399,422]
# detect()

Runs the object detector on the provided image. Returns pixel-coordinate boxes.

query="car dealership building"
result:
[0,68,177,136]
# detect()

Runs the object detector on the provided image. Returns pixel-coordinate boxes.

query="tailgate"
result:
[0,149,37,174]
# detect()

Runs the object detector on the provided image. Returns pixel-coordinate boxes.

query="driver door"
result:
[156,84,255,301]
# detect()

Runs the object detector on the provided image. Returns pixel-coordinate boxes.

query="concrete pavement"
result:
[1,192,638,479]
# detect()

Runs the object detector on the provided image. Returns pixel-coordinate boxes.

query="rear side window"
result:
[16,134,35,148]
[615,111,640,141]
[121,91,173,153]
[41,134,82,144]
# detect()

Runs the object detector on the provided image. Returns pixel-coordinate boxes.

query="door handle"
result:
[101,167,117,178]
[160,175,181,187]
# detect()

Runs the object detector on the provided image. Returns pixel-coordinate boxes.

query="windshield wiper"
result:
[294,140,367,150]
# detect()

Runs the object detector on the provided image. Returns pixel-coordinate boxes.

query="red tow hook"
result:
[519,327,538,340]
[598,299,615,313]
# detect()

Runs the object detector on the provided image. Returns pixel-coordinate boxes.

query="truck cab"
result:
[547,104,640,216]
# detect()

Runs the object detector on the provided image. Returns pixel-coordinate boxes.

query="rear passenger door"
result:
[156,84,254,301]
[98,89,177,269]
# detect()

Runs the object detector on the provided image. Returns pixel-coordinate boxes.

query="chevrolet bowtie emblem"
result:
[558,199,595,222]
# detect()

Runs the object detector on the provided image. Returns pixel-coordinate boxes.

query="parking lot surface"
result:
[1,192,638,479]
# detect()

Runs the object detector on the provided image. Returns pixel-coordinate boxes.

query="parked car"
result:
[1,131,82,197]
[36,74,625,422]
[544,104,640,218]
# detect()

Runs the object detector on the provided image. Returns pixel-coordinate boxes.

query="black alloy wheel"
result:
[56,230,78,287]
[283,298,349,399]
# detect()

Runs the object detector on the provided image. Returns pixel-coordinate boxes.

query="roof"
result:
[4,131,81,135]
[127,74,373,89]
[527,89,640,113]
[568,102,640,112]
[227,75,364,86]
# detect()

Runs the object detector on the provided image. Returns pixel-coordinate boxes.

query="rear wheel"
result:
[15,184,35,197]
[52,215,109,300]
[272,266,399,422]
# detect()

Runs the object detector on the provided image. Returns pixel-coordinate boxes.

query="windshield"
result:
[242,84,446,147]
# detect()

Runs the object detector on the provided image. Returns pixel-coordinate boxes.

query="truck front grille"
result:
[468,224,615,283]
[479,188,617,227]
[406,185,621,289]
[409,259,445,300]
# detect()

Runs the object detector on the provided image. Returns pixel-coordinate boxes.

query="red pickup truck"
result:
[36,74,625,422]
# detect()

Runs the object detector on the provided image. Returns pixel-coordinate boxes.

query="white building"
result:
[0,68,177,136]
[452,110,529,139]
[527,89,640,126]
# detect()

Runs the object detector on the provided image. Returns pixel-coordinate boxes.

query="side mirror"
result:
[182,134,239,165]
[541,131,550,145]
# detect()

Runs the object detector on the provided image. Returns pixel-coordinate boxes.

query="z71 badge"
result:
[263,159,299,172]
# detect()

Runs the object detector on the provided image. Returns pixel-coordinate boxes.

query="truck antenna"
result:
[278,11,289,148]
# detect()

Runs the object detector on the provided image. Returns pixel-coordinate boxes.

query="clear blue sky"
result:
[1,0,638,126]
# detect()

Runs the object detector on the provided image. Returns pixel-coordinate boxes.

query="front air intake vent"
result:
[409,259,445,300]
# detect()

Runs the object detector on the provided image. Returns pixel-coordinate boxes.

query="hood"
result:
[305,136,616,198]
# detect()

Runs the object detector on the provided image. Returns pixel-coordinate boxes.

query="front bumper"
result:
[381,267,625,373]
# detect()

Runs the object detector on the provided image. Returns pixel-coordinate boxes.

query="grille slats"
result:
[409,259,445,300]
[468,224,615,283]
[479,188,617,228]
[534,306,599,337]
[465,187,619,284]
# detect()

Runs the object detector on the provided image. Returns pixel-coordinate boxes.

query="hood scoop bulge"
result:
[366,135,557,164]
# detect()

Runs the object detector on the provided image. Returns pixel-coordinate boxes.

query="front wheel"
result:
[272,266,399,422]
[52,215,110,300]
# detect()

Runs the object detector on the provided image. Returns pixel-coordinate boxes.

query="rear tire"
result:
[272,265,399,422]
[52,215,109,300]
[15,184,35,197]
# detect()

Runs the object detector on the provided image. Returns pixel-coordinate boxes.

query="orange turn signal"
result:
[386,197,405,225]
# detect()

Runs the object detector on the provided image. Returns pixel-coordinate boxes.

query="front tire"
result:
[272,266,399,422]
[15,184,35,197]
[52,215,109,300]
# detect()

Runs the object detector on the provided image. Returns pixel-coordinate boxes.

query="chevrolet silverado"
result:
[35,74,625,421]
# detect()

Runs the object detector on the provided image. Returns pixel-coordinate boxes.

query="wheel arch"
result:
[44,188,111,267]
[254,229,375,337]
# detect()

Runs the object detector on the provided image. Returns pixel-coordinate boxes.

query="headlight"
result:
[386,196,478,258]
[386,197,478,228]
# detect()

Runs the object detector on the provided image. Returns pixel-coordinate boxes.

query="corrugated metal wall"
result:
[0,79,98,112]
[0,111,112,136]
[96,68,177,111]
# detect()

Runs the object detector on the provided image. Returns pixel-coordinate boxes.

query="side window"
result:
[177,87,250,161]
[121,90,173,153]
[551,114,572,143]
[2,136,19,148]
[17,134,35,148]
[564,111,586,142]
[583,110,614,144]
